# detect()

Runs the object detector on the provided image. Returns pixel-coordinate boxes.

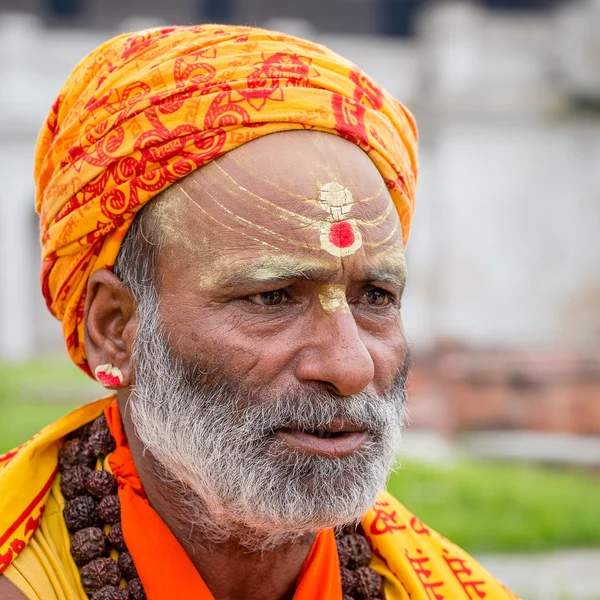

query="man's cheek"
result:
[203,318,303,379]
[368,337,408,391]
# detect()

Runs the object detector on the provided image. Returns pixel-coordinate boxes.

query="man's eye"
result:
[364,288,395,306]
[247,290,288,306]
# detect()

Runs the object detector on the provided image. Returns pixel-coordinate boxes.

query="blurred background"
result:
[0,0,599,598]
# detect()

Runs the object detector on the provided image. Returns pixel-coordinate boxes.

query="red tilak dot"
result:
[328,221,355,248]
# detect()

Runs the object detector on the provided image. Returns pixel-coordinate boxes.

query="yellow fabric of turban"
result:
[34,24,418,375]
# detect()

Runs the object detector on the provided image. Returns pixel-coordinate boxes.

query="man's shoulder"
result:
[0,576,28,600]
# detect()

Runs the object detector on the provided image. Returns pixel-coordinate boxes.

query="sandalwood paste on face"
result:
[317,284,350,314]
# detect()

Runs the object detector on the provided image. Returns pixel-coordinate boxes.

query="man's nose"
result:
[295,314,375,396]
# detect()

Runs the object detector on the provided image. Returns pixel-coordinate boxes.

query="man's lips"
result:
[273,418,369,457]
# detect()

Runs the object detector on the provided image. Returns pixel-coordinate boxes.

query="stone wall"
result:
[409,347,600,434]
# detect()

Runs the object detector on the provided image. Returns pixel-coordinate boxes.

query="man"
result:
[0,25,518,600]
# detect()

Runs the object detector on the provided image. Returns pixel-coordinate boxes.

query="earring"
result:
[94,364,124,388]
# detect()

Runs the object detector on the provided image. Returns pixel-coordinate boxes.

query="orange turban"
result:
[34,24,418,375]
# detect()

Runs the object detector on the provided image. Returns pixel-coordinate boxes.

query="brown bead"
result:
[118,551,138,581]
[127,578,146,600]
[60,465,94,500]
[354,566,383,600]
[88,415,116,457]
[340,567,357,595]
[337,545,352,569]
[336,534,372,569]
[59,438,95,470]
[81,558,121,594]
[91,586,129,600]
[339,523,360,536]
[87,470,118,499]
[70,527,108,566]
[108,522,126,552]
[90,414,109,435]
[67,421,93,443]
[89,428,116,457]
[63,496,99,532]
[98,495,121,525]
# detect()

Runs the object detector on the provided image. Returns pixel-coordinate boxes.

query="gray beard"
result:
[128,298,408,551]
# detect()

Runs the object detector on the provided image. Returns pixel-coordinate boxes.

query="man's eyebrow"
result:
[217,258,407,289]
[219,260,339,287]
[363,264,407,288]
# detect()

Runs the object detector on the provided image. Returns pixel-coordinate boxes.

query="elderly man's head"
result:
[84,130,408,549]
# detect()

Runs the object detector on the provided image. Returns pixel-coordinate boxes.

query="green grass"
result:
[2,359,600,555]
[0,358,98,452]
[387,459,600,553]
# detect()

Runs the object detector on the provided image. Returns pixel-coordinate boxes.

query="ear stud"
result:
[94,364,124,388]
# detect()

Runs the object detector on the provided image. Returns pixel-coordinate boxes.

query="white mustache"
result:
[238,390,405,440]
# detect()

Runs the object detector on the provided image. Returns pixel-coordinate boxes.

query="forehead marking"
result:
[360,201,394,228]
[213,162,315,226]
[319,220,363,257]
[318,284,351,314]
[214,162,389,227]
[181,164,400,258]
[176,183,284,252]
[191,180,317,251]
[227,154,386,205]
[318,182,354,221]
[363,221,401,248]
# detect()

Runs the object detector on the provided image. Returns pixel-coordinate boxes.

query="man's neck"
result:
[120,400,316,600]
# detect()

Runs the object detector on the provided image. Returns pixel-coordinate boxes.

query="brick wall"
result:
[407,347,600,435]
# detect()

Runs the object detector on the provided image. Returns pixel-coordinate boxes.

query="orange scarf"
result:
[105,401,342,600]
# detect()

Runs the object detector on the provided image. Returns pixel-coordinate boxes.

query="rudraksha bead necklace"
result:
[59,414,384,600]
[336,525,384,600]
[59,415,145,600]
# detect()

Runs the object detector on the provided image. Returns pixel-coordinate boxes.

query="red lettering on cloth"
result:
[0,548,13,572]
[24,506,46,538]
[405,548,445,600]
[9,539,25,554]
[0,467,56,549]
[369,499,407,536]
[410,516,431,535]
[442,549,487,599]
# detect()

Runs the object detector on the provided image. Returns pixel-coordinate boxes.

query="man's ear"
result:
[84,268,138,388]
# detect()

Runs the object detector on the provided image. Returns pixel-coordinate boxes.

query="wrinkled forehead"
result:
[155,130,403,272]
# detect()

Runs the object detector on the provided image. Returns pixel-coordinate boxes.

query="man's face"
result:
[128,130,409,548]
